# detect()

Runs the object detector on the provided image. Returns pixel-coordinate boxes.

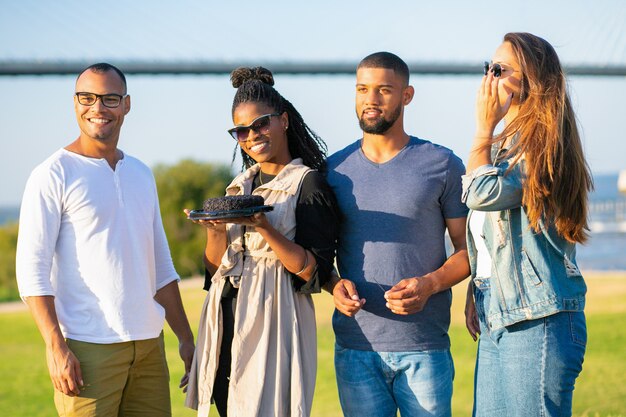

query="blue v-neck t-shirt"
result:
[326,136,468,351]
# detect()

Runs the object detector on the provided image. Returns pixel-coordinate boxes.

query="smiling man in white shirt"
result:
[16,63,194,417]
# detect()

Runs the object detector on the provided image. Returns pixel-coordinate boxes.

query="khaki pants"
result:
[54,333,171,417]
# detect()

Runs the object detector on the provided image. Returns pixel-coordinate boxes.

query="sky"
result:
[1,0,625,206]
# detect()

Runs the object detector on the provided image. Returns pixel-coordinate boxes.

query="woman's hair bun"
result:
[230,66,275,88]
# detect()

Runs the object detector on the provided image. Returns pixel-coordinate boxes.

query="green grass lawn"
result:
[1,274,625,416]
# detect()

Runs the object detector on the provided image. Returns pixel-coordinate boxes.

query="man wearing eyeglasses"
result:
[16,63,194,417]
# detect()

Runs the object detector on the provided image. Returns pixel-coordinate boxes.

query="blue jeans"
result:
[334,344,454,417]
[473,279,587,417]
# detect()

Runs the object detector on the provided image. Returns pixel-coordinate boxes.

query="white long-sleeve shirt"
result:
[16,148,179,343]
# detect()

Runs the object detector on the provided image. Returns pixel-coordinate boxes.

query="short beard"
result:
[358,104,402,135]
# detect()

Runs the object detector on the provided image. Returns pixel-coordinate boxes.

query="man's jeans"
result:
[334,344,454,417]
[473,278,587,417]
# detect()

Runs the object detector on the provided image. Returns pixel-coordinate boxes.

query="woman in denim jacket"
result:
[463,32,593,417]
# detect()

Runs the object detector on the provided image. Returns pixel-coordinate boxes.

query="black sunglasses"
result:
[227,113,282,142]
[483,61,502,77]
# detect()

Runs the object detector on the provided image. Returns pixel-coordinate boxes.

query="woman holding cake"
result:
[185,66,340,417]
[462,32,592,416]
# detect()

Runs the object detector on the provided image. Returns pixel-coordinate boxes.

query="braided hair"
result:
[230,66,327,171]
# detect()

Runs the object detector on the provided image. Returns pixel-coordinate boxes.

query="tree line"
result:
[0,160,234,302]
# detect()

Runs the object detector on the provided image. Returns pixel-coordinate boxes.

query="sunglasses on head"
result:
[483,61,502,77]
[227,112,282,142]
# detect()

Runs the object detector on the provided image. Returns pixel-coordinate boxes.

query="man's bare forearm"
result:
[24,295,66,348]
[154,281,194,344]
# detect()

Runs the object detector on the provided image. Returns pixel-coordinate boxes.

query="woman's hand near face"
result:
[475,70,514,137]
[467,71,515,172]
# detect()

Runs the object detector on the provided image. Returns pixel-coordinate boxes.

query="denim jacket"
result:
[461,158,586,330]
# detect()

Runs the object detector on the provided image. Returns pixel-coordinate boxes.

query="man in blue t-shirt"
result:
[325,52,470,417]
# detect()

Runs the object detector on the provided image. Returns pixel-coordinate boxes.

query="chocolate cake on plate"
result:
[202,195,265,211]
[187,195,273,220]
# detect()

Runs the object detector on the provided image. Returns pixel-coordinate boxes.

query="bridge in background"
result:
[2,60,626,77]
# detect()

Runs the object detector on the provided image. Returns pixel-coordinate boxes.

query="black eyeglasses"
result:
[75,92,127,108]
[227,113,282,142]
[483,61,502,77]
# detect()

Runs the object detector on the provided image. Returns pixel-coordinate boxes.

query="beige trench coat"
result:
[186,159,317,417]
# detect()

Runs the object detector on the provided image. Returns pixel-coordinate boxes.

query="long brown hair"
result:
[499,32,593,243]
